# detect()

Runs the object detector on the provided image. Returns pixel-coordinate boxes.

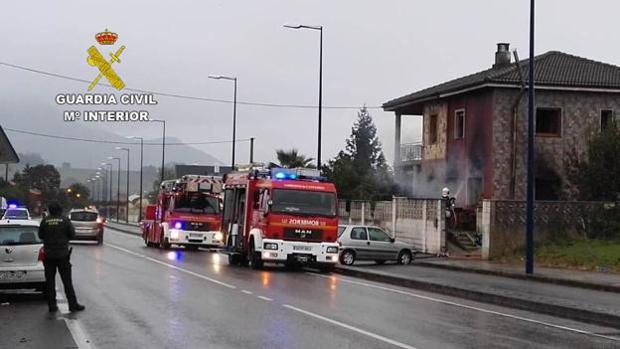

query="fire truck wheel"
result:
[248,241,263,269]
[159,234,170,250]
[228,253,240,265]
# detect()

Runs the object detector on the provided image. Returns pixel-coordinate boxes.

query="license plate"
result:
[293,245,312,251]
[189,233,203,238]
[295,255,310,262]
[0,271,26,281]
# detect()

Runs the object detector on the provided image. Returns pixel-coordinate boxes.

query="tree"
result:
[567,125,620,201]
[146,166,176,203]
[271,149,315,168]
[65,182,91,208]
[323,107,395,200]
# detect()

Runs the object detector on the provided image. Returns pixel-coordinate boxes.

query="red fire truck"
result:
[222,167,339,271]
[141,175,224,250]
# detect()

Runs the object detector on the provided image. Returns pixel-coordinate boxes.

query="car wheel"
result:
[248,240,263,269]
[339,250,356,266]
[375,260,385,265]
[397,250,412,265]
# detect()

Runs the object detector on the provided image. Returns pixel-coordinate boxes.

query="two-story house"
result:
[384,43,620,207]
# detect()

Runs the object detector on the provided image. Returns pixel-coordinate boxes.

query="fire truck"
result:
[222,166,339,271]
[141,175,224,250]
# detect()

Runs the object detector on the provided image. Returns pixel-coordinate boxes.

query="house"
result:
[383,43,620,207]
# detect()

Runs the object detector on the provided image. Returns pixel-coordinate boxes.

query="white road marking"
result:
[309,273,620,342]
[257,295,273,301]
[283,304,419,349]
[56,299,94,348]
[241,290,253,295]
[104,242,236,289]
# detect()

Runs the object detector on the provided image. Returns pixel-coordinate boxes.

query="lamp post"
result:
[107,157,121,222]
[128,136,144,222]
[101,162,113,219]
[525,0,536,274]
[115,147,130,223]
[283,23,323,168]
[151,119,166,183]
[208,75,237,169]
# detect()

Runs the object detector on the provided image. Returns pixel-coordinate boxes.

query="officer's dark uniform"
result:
[38,212,84,312]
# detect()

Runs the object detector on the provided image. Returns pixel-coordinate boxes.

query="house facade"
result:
[384,44,620,207]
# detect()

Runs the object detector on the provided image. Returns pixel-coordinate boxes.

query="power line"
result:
[0,61,383,110]
[4,127,250,146]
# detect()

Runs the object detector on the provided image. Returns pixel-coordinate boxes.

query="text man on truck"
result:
[222,166,339,272]
[141,175,224,250]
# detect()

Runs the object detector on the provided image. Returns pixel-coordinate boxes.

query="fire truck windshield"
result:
[173,193,220,214]
[271,189,336,217]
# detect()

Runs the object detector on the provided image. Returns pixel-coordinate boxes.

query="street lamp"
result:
[127,136,144,222]
[101,162,113,219]
[208,75,237,169]
[151,119,166,183]
[115,147,130,223]
[283,23,323,168]
[108,156,121,222]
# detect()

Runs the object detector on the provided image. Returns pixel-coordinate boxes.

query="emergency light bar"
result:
[270,168,325,182]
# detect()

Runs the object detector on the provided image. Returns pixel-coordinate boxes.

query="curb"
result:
[105,223,141,236]
[333,266,620,330]
[416,261,620,294]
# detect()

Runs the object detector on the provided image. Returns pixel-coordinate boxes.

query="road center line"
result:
[282,304,419,349]
[56,302,95,349]
[257,295,273,301]
[104,242,236,289]
[241,290,253,295]
[308,273,620,342]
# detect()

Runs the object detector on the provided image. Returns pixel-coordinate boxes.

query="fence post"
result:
[361,201,365,225]
[422,200,428,253]
[391,197,397,238]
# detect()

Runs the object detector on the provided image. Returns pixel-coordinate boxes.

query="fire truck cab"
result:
[222,167,339,271]
[141,175,224,250]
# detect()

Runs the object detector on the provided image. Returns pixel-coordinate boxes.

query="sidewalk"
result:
[334,262,620,329]
[417,258,620,293]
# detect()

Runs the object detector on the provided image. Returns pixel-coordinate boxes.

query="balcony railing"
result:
[400,142,423,162]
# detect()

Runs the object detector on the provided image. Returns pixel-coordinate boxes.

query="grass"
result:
[517,240,620,273]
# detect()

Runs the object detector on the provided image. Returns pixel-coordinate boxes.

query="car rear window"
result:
[3,209,28,220]
[0,226,41,245]
[70,212,98,221]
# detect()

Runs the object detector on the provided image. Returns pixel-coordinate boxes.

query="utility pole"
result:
[249,137,255,163]
[526,0,536,274]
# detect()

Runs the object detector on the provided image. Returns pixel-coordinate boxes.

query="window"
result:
[0,226,41,246]
[454,109,465,139]
[173,193,220,214]
[601,110,614,131]
[70,211,98,222]
[536,108,562,136]
[337,226,346,237]
[350,227,367,240]
[368,227,392,242]
[271,189,336,217]
[429,114,438,144]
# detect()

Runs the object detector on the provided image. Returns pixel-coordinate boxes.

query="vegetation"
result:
[0,164,90,214]
[146,165,176,203]
[322,107,396,200]
[271,149,315,169]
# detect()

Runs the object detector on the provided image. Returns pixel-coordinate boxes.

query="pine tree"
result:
[324,107,395,200]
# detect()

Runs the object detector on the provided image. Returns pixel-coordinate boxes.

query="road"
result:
[2,226,619,349]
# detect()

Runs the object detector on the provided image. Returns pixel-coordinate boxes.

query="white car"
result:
[1,207,31,221]
[0,220,46,293]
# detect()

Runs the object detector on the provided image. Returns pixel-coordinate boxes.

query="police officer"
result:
[38,201,85,313]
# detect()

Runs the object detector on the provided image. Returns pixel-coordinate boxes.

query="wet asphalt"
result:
[1,226,620,349]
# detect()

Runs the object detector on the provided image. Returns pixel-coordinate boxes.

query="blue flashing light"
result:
[274,172,287,179]
[289,174,297,179]
[8,204,17,209]
[174,221,183,229]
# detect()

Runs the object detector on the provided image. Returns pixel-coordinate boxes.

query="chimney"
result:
[493,43,511,68]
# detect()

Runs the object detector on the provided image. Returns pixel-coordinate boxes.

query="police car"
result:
[0,219,46,293]
[1,205,31,222]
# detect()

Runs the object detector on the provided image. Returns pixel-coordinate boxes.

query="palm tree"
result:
[271,149,315,169]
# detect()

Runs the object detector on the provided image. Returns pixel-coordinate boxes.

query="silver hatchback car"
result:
[68,208,104,244]
[337,225,415,265]
[0,220,46,293]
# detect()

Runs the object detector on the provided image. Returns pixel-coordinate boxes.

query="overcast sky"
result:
[1,0,619,168]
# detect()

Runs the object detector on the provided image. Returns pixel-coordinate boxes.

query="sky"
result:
[1,0,619,169]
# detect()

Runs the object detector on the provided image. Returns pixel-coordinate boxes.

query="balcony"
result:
[400,142,423,162]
